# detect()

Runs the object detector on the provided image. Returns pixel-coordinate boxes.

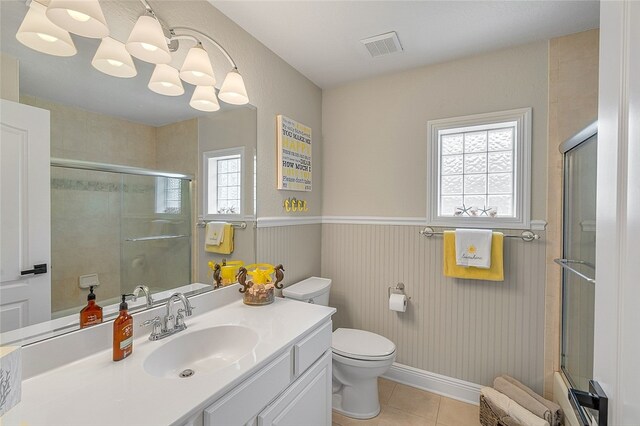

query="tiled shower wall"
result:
[322,223,546,393]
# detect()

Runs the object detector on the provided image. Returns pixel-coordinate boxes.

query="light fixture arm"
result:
[170,26,238,70]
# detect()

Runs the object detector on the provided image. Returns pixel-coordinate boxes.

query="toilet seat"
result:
[332,328,396,361]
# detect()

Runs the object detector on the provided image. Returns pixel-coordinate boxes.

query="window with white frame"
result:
[426,108,531,228]
[204,147,244,217]
[155,177,183,214]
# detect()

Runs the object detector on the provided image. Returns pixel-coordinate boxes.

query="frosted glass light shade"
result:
[190,86,220,112]
[126,15,171,64]
[16,1,76,57]
[180,44,216,86]
[218,69,249,105]
[148,64,184,96]
[46,0,109,38]
[92,37,136,78]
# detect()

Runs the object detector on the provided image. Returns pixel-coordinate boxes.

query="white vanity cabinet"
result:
[201,320,333,426]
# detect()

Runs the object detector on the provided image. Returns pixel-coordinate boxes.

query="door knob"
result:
[21,263,47,275]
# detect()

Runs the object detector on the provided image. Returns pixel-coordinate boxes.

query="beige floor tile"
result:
[387,383,441,421]
[436,397,480,426]
[332,410,379,426]
[333,405,436,426]
[378,405,436,426]
[378,378,396,405]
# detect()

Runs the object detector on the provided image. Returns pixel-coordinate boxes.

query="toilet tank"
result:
[282,277,332,306]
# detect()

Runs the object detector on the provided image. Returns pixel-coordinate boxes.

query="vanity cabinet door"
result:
[258,350,332,426]
[204,351,292,426]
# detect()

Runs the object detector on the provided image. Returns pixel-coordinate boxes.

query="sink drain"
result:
[179,369,195,378]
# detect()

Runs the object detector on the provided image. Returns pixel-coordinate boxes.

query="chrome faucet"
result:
[132,285,154,308]
[141,292,194,341]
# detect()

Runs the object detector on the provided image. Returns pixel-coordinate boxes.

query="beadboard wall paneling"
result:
[257,224,322,287]
[321,223,546,393]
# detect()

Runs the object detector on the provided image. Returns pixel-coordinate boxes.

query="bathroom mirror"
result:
[0,0,257,345]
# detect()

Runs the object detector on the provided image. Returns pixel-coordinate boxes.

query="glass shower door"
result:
[120,174,191,295]
[560,132,597,392]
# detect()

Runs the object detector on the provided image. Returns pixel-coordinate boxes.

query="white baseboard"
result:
[382,362,482,405]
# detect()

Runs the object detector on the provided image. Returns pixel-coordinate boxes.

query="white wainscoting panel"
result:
[322,223,546,393]
[257,224,322,287]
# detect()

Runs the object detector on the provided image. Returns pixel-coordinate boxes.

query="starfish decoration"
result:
[455,204,472,216]
[479,206,492,216]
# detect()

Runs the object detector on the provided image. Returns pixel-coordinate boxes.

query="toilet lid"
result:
[332,328,396,360]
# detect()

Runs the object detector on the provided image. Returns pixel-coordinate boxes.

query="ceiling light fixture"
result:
[180,43,216,86]
[16,1,77,57]
[92,37,137,78]
[126,14,171,64]
[46,0,109,39]
[218,68,249,105]
[148,64,184,96]
[190,86,220,112]
[15,0,250,111]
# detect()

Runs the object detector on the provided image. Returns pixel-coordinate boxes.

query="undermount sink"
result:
[143,325,259,379]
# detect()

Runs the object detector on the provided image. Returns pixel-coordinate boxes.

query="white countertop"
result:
[2,296,335,426]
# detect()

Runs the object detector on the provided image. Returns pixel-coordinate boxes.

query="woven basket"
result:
[479,395,525,426]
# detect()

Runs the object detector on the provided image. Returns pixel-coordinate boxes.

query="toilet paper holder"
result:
[388,282,411,300]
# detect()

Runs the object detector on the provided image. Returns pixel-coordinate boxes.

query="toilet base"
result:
[332,392,381,420]
[332,375,382,419]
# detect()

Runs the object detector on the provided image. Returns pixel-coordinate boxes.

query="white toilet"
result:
[282,277,396,419]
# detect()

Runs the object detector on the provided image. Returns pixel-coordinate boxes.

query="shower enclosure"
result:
[50,158,192,318]
[556,122,597,391]
[557,121,609,426]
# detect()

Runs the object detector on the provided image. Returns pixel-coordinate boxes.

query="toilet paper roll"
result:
[389,293,407,312]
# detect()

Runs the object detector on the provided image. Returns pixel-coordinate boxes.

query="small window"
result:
[155,177,183,214]
[427,108,531,228]
[204,147,244,218]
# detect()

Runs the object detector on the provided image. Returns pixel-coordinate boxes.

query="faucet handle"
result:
[140,316,162,338]
[140,316,161,327]
[175,309,186,328]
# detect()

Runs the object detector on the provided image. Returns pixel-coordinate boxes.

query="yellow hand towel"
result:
[205,224,234,254]
[443,230,504,281]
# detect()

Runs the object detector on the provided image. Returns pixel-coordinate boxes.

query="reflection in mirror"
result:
[0,0,257,345]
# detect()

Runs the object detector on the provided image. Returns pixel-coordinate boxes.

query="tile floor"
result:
[332,378,481,426]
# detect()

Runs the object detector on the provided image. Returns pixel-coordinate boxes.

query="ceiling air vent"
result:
[360,31,403,58]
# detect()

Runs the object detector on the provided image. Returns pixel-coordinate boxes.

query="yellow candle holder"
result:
[238,264,285,306]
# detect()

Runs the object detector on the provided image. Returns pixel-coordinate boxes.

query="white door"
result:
[594,1,640,425]
[0,99,51,333]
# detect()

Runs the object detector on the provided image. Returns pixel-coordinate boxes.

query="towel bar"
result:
[419,226,540,242]
[554,258,596,283]
[197,220,247,229]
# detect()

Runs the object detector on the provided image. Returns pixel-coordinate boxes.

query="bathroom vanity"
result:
[3,285,335,426]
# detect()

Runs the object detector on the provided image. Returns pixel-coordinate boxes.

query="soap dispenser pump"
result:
[80,286,103,328]
[113,294,134,361]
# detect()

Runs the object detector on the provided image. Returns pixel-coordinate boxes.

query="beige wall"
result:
[322,41,549,219]
[544,29,599,398]
[155,1,324,272]
[319,41,551,390]
[1,53,19,102]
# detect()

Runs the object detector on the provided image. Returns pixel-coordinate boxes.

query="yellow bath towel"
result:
[443,231,504,281]
[205,224,234,254]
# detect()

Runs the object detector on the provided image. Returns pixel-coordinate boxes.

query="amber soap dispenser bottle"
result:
[113,294,133,361]
[80,286,103,328]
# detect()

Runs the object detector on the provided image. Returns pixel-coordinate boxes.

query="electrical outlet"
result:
[79,273,99,289]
